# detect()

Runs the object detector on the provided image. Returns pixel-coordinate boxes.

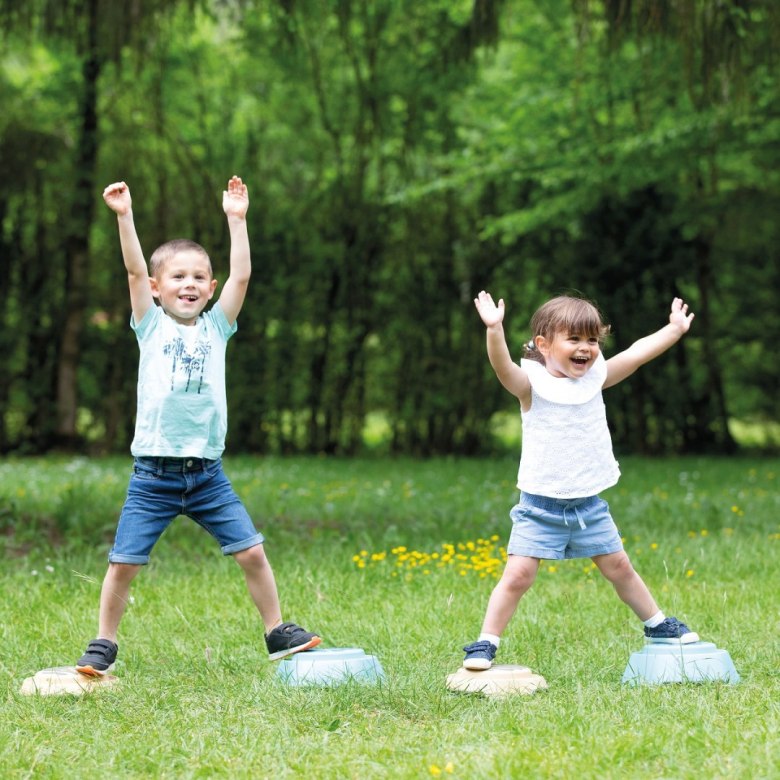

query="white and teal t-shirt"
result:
[130,303,237,458]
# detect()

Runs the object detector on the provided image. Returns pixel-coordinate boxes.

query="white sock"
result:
[643,611,666,628]
[479,633,501,648]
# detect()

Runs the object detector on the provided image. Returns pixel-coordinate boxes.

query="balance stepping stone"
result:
[446,664,547,697]
[20,666,119,696]
[276,647,385,687]
[622,641,740,686]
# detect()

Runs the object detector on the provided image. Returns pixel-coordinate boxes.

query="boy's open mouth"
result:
[180,295,198,302]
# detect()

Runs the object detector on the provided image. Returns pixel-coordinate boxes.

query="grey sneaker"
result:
[644,617,699,644]
[76,638,118,677]
[265,622,321,661]
[462,640,497,671]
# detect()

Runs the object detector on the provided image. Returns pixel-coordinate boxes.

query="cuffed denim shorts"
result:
[506,492,623,560]
[108,457,264,564]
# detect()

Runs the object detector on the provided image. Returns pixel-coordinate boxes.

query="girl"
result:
[462,291,699,671]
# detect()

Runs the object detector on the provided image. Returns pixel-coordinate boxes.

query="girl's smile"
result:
[537,331,601,379]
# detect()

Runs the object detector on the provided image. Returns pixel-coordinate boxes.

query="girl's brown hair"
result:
[523,295,611,364]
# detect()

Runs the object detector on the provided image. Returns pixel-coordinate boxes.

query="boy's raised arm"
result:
[604,297,694,388]
[474,291,532,406]
[103,182,154,324]
[218,175,251,326]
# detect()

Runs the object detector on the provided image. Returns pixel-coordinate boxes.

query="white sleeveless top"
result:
[517,353,620,498]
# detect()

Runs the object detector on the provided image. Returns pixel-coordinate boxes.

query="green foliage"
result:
[0,0,778,455]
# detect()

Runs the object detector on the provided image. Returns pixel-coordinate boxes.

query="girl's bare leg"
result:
[592,550,658,620]
[479,555,541,636]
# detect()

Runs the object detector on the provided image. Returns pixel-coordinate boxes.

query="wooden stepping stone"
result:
[20,666,119,696]
[446,664,547,697]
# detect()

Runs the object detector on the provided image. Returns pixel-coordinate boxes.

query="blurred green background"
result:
[2,0,778,456]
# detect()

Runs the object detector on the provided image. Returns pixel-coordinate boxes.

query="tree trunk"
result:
[54,0,101,448]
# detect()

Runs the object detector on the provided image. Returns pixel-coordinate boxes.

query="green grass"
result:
[1,456,778,779]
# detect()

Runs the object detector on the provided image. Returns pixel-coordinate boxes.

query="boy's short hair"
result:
[149,239,212,277]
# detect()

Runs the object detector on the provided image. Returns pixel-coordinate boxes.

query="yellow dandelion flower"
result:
[686,569,695,577]
[430,766,442,777]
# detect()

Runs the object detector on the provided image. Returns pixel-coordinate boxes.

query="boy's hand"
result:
[223,175,249,220]
[669,297,694,335]
[103,182,132,215]
[474,290,506,328]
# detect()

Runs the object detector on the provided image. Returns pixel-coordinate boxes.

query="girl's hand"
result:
[669,297,694,334]
[103,181,132,215]
[474,290,505,328]
[223,175,249,220]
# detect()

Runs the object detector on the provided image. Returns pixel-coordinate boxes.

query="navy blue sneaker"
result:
[76,638,118,677]
[644,617,699,644]
[265,622,321,661]
[462,640,497,670]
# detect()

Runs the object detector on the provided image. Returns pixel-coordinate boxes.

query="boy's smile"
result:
[538,332,600,379]
[150,249,217,325]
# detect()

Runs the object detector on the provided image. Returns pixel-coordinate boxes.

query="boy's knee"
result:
[234,543,267,570]
[106,562,142,582]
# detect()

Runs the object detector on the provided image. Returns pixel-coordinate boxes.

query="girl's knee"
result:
[500,558,539,592]
[595,552,635,582]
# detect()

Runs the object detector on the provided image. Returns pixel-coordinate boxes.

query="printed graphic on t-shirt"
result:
[162,336,212,393]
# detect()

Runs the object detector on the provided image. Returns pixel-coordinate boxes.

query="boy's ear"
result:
[149,278,161,299]
[208,279,218,298]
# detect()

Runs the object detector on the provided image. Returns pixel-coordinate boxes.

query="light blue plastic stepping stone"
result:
[276,647,385,687]
[622,641,740,686]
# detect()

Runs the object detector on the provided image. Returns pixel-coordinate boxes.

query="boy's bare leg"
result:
[97,562,142,642]
[479,555,540,636]
[592,550,658,620]
[233,544,283,634]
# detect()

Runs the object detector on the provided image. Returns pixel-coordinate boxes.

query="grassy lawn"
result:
[1,455,778,778]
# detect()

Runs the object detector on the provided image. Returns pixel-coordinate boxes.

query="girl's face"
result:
[150,249,218,325]
[536,330,600,379]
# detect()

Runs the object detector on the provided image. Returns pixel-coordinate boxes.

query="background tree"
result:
[1,0,777,456]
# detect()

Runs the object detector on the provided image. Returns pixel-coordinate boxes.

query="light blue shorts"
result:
[109,457,265,565]
[506,492,623,560]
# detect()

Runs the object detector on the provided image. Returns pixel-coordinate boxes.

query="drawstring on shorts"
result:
[562,503,587,530]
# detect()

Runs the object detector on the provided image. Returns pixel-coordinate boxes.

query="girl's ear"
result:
[535,335,550,356]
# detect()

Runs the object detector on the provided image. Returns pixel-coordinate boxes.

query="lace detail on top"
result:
[517,353,620,498]
[520,353,607,404]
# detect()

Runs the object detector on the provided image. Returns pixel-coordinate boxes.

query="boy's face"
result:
[537,330,600,379]
[150,249,218,325]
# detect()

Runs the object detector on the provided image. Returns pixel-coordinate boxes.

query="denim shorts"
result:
[109,457,265,564]
[506,492,623,560]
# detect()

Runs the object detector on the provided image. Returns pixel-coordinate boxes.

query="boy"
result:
[76,177,320,676]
